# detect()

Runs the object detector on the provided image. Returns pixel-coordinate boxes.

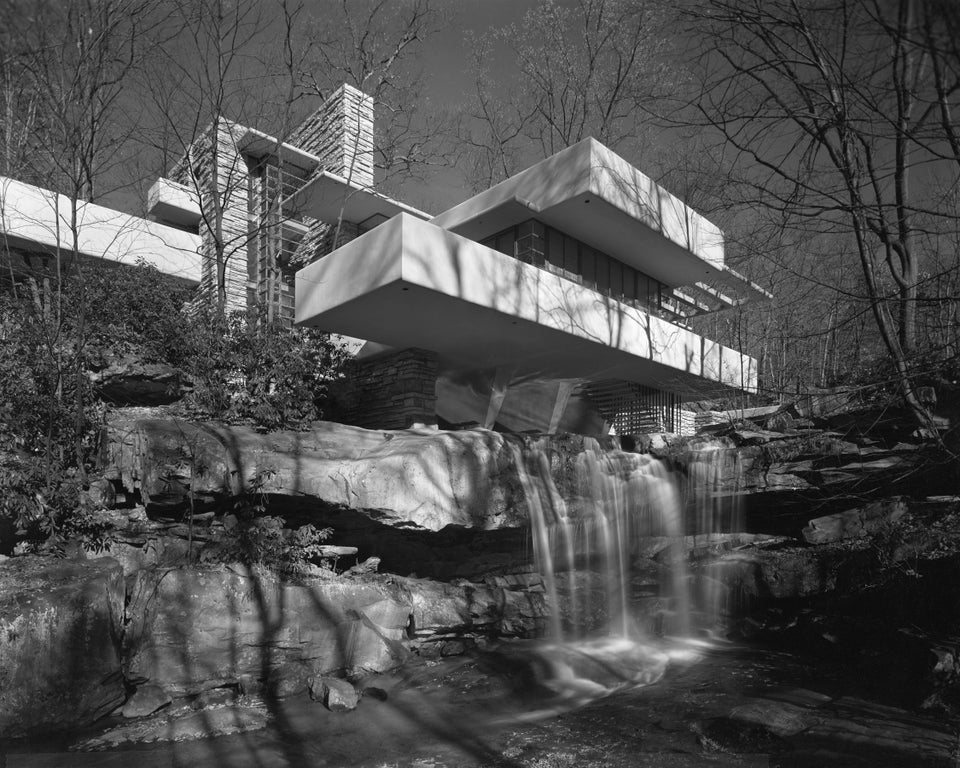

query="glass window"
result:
[547,228,563,270]
[595,252,610,293]
[610,260,623,298]
[580,247,596,289]
[623,265,637,304]
[563,236,578,275]
[495,230,515,257]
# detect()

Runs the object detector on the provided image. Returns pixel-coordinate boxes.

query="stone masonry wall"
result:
[342,348,439,430]
[290,84,375,189]
[170,120,249,314]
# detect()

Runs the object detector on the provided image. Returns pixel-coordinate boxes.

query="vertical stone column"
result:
[290,84,375,189]
[171,120,250,315]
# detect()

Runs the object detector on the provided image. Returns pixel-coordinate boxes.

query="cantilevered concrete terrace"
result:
[295,138,763,400]
[295,213,757,399]
[431,138,770,312]
[1,177,201,282]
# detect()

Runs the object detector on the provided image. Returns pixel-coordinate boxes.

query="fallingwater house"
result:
[0,85,769,436]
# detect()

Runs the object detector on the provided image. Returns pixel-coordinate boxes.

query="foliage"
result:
[0,285,104,553]
[64,260,194,365]
[0,257,347,555]
[208,514,334,574]
[172,307,350,431]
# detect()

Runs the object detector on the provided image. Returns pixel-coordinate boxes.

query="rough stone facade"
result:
[169,120,250,315]
[342,348,439,430]
[169,85,375,322]
[289,84,375,189]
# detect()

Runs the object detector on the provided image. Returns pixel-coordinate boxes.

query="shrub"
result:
[173,308,349,431]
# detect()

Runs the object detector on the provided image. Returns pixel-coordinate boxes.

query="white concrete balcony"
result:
[1,177,201,282]
[295,213,757,399]
[146,178,201,230]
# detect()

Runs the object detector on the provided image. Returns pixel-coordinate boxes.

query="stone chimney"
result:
[291,84,375,189]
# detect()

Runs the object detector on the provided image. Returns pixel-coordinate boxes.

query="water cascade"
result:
[507,436,740,707]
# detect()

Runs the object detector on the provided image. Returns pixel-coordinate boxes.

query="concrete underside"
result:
[296,214,756,401]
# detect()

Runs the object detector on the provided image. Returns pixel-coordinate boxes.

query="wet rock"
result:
[0,556,126,737]
[802,499,908,545]
[692,717,791,754]
[439,639,470,656]
[121,684,172,718]
[73,702,268,750]
[713,540,875,601]
[190,687,237,709]
[310,677,358,711]
[729,698,815,736]
[799,696,958,766]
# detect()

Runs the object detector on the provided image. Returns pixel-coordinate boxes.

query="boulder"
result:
[91,358,189,406]
[309,677,359,711]
[712,540,875,602]
[803,499,908,545]
[0,556,126,737]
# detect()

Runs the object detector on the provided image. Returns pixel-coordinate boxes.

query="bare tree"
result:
[681,0,960,428]
[297,0,449,190]
[142,0,271,315]
[1,0,157,481]
[459,0,677,189]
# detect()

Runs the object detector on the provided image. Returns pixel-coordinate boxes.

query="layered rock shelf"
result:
[0,555,549,738]
[3,407,959,746]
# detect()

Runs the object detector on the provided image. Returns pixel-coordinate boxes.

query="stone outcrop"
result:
[0,556,126,738]
[802,498,908,545]
[648,427,936,497]
[103,414,642,535]
[123,565,413,695]
[90,358,189,406]
[105,415,529,531]
[711,540,876,602]
[0,549,548,736]
[123,564,549,696]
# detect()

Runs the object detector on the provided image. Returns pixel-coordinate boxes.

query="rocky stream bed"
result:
[2,406,960,765]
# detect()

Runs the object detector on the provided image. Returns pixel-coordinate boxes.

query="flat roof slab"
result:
[430,139,768,303]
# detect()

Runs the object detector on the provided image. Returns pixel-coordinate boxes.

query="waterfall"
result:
[511,438,689,641]
[512,436,741,643]
[502,436,748,711]
[682,439,745,624]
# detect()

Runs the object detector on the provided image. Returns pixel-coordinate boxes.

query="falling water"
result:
[512,437,694,641]
[505,436,748,710]
[681,439,745,624]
